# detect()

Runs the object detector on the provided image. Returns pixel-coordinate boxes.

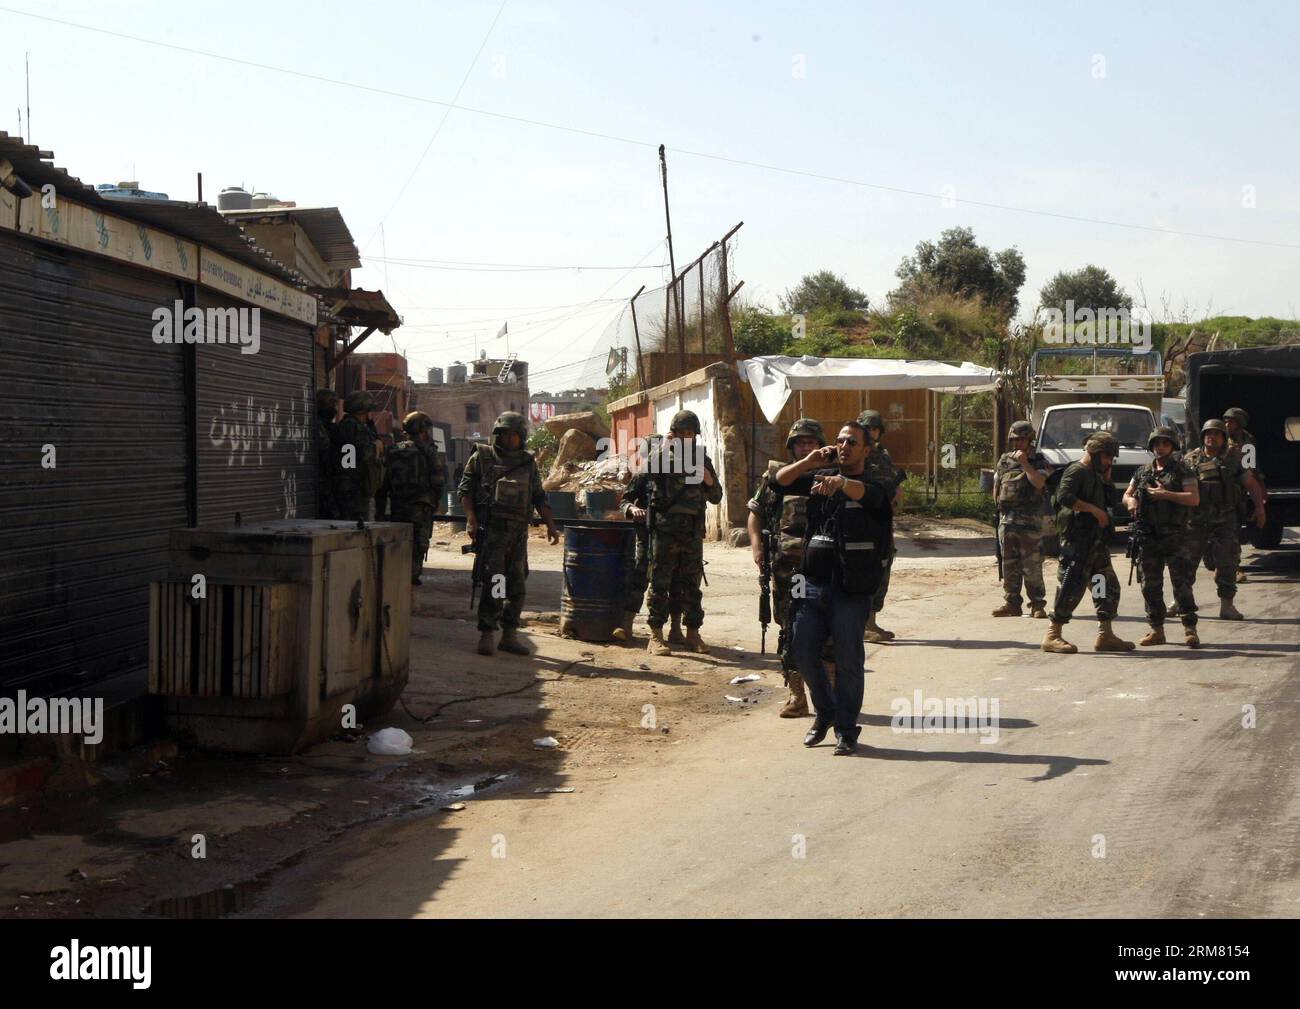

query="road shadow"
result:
[889,638,1044,650]
[834,744,1109,782]
[859,713,1038,730]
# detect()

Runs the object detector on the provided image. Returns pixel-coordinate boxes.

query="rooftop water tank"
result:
[250,192,278,209]
[447,362,468,383]
[218,186,253,211]
[427,367,444,385]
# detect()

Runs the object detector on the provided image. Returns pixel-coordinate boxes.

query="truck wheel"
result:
[1251,514,1284,550]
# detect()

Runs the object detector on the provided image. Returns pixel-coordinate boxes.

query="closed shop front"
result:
[195,289,316,526]
[0,232,188,695]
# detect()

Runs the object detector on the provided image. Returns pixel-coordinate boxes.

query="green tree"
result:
[778,270,869,315]
[1039,265,1131,316]
[732,306,788,355]
[891,227,1026,318]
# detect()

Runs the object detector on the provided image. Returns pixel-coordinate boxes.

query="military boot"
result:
[1220,598,1244,620]
[1184,626,1201,648]
[779,670,809,718]
[499,628,530,655]
[646,625,671,656]
[991,601,1022,617]
[865,614,895,642]
[684,627,710,655]
[1095,621,1136,652]
[611,611,636,642]
[667,615,687,646]
[1139,626,1166,647]
[1041,622,1077,654]
[477,631,496,656]
[1030,607,1048,619]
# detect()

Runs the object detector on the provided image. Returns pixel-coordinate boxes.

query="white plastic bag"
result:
[367,727,413,755]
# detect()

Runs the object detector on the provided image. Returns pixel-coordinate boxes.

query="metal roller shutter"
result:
[0,232,188,695]
[195,290,317,526]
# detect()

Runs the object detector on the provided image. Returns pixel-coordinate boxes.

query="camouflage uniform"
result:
[458,418,548,634]
[620,464,680,620]
[992,429,1051,612]
[386,412,446,584]
[749,464,816,678]
[1185,439,1250,602]
[333,392,384,521]
[315,389,341,519]
[1048,461,1121,625]
[1130,449,1198,630]
[645,413,723,631]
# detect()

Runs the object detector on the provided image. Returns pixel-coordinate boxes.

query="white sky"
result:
[5,1,1298,390]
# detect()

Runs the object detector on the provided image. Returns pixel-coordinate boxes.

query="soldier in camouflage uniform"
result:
[1042,432,1135,654]
[459,412,560,656]
[747,418,828,717]
[992,420,1053,618]
[1123,426,1202,647]
[1222,406,1259,586]
[315,389,341,519]
[333,391,385,521]
[385,411,446,586]
[1184,419,1266,620]
[856,410,906,642]
[644,410,723,656]
[614,436,682,644]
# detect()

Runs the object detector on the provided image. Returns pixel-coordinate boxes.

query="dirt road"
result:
[249,525,1300,919]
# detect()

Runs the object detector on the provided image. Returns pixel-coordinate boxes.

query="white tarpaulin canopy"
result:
[739,355,1000,423]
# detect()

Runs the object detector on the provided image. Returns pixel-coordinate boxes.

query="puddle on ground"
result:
[150,880,265,919]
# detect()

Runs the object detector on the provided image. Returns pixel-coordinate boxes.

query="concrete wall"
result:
[410,378,531,442]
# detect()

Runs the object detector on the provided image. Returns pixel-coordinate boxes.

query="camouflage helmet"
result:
[343,390,374,414]
[1009,419,1035,440]
[492,411,529,439]
[402,410,434,437]
[1223,407,1250,427]
[669,409,701,435]
[1148,425,1180,450]
[857,409,885,432]
[785,417,826,449]
[315,388,338,411]
[1200,418,1228,438]
[1084,431,1119,457]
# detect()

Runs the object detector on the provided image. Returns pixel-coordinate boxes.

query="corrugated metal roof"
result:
[220,206,362,270]
[0,132,307,286]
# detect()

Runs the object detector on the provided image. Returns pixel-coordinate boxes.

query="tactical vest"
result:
[803,476,890,595]
[1186,448,1240,516]
[476,445,537,523]
[764,462,810,569]
[995,451,1046,511]
[387,439,438,507]
[337,417,383,497]
[649,444,711,535]
[1136,461,1190,531]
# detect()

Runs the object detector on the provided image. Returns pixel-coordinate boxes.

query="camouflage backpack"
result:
[386,439,429,508]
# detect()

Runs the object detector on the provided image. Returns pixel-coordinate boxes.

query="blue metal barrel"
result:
[560,520,635,640]
[547,490,578,520]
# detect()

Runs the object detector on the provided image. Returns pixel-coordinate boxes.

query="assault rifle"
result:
[994,524,1004,581]
[758,523,773,654]
[1126,473,1157,586]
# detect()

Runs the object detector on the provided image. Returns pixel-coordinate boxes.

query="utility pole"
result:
[26,53,32,139]
[659,144,685,377]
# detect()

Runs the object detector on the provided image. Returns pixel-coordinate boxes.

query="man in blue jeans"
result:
[776,422,891,756]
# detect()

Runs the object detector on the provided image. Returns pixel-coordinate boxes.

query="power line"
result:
[7,5,1300,252]
[358,0,508,254]
[362,255,668,272]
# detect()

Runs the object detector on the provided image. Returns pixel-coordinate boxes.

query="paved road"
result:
[255,541,1300,918]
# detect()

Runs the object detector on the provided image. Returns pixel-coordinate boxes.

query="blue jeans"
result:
[791,581,872,739]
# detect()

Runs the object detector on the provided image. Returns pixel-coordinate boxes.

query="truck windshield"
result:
[1041,408,1153,451]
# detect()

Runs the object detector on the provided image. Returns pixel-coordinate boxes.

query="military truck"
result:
[1186,344,1300,550]
[1030,348,1163,529]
